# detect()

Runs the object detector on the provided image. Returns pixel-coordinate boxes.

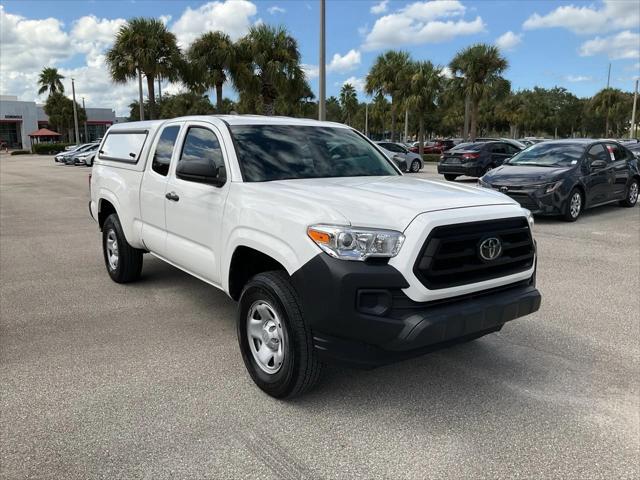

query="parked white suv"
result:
[90,116,541,398]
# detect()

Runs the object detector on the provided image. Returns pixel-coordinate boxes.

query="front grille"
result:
[414,217,535,290]
[506,193,538,210]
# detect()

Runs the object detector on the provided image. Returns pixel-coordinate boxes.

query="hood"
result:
[253,176,516,231]
[484,164,572,186]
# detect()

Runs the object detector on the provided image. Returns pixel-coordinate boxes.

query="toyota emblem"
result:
[499,186,509,193]
[479,237,502,261]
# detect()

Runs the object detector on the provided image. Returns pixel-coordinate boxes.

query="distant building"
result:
[0,95,116,150]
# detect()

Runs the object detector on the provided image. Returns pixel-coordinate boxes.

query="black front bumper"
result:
[494,187,569,215]
[291,254,540,368]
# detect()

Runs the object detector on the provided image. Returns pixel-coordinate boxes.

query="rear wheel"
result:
[102,214,143,283]
[619,179,638,207]
[410,160,421,173]
[444,174,458,181]
[562,188,583,222]
[238,271,322,398]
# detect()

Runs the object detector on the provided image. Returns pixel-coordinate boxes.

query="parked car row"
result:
[374,141,423,172]
[440,139,640,222]
[54,142,99,166]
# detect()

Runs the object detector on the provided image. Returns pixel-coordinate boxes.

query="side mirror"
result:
[176,160,226,187]
[590,159,607,171]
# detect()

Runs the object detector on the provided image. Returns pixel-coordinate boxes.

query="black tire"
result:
[562,188,583,222]
[237,271,322,398]
[102,213,143,283]
[410,160,421,173]
[444,174,458,181]
[619,178,639,207]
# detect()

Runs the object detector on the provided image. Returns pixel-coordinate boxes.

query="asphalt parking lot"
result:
[1,154,639,479]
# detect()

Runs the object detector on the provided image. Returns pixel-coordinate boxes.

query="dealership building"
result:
[0,95,117,150]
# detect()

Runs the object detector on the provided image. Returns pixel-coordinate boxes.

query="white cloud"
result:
[327,49,361,73]
[362,1,485,50]
[579,30,640,60]
[267,5,285,15]
[301,64,319,80]
[523,0,640,35]
[370,1,389,15]
[159,15,172,26]
[341,76,366,93]
[495,31,522,51]
[171,0,258,47]
[565,75,592,82]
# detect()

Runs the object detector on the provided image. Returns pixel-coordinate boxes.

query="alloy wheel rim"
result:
[629,182,638,204]
[247,301,285,374]
[106,230,119,270]
[411,161,420,172]
[570,192,581,218]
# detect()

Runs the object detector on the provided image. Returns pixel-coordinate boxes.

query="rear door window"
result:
[586,144,608,165]
[151,126,180,176]
[99,131,148,163]
[605,143,625,162]
[491,143,508,155]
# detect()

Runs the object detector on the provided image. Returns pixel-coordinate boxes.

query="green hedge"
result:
[422,154,442,163]
[32,143,75,155]
[10,150,30,155]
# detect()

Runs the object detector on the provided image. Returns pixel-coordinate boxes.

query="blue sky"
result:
[1,0,638,115]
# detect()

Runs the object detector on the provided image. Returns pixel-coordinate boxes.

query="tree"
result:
[450,44,508,141]
[38,67,65,96]
[365,50,412,141]
[325,96,342,122]
[233,24,307,116]
[405,61,442,155]
[339,83,358,126]
[590,88,632,137]
[128,93,219,121]
[185,32,234,111]
[370,92,390,139]
[43,92,86,141]
[106,17,181,120]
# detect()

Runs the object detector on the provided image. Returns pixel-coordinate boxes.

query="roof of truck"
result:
[107,115,348,132]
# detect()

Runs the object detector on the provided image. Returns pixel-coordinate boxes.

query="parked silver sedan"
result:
[375,141,424,172]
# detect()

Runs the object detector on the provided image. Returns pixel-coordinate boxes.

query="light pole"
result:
[365,102,369,138]
[631,79,638,140]
[404,109,409,142]
[82,97,88,142]
[138,68,145,121]
[71,78,80,145]
[318,0,326,121]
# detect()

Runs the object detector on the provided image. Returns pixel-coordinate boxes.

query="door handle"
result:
[165,192,180,202]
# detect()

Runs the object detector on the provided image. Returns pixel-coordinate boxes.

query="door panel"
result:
[139,124,182,256]
[164,123,229,285]
[582,144,612,205]
[605,143,630,199]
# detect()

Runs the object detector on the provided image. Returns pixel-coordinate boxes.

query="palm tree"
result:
[405,61,442,156]
[591,87,622,136]
[449,44,508,141]
[233,24,306,116]
[105,17,181,120]
[339,83,358,126]
[186,32,234,111]
[365,50,411,141]
[38,67,65,96]
[371,92,389,138]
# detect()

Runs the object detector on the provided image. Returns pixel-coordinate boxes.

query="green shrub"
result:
[10,150,30,155]
[32,143,74,155]
[422,154,442,163]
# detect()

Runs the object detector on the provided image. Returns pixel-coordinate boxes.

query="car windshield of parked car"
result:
[230,125,399,182]
[507,143,585,167]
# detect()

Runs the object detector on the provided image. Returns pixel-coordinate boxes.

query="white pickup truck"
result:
[89,116,541,398]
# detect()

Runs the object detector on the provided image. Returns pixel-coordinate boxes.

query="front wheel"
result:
[238,271,322,398]
[619,179,639,207]
[444,174,458,181]
[102,214,143,283]
[562,188,583,222]
[410,160,421,173]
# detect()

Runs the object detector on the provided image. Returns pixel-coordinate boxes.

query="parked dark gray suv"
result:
[438,141,523,181]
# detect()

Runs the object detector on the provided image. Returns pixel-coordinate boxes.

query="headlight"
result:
[543,180,563,194]
[523,209,534,230]
[307,225,405,261]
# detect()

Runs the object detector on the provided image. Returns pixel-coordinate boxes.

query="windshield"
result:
[507,143,584,167]
[230,125,399,182]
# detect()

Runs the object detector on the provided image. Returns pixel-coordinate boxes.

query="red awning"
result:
[29,128,61,137]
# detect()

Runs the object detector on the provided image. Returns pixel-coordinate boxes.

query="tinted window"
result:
[152,126,180,176]
[508,143,585,167]
[178,127,225,177]
[586,144,608,165]
[605,143,626,161]
[506,144,521,155]
[452,143,484,151]
[230,125,398,182]
[491,143,508,154]
[99,132,147,163]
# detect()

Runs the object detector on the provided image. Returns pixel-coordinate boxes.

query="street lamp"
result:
[71,78,80,144]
